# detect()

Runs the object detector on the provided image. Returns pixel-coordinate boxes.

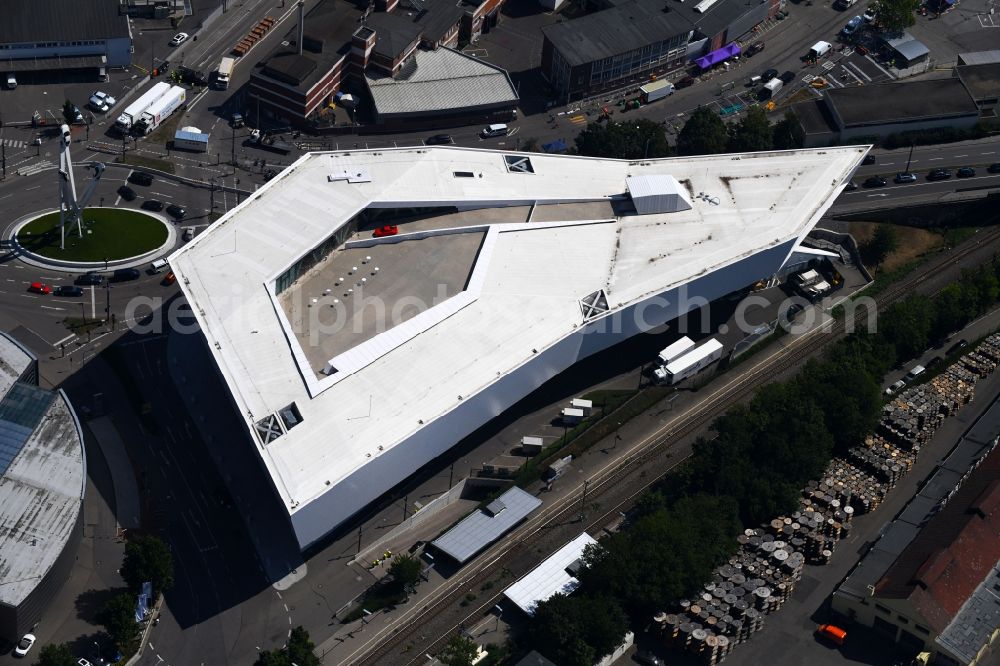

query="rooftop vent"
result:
[255,413,284,445]
[485,499,507,517]
[279,402,303,430]
[454,171,475,178]
[579,289,609,321]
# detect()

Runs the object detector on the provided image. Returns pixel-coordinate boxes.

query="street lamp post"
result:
[93,641,101,664]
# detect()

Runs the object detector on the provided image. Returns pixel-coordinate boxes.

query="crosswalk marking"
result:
[0,138,25,149]
[17,160,56,176]
[569,114,587,125]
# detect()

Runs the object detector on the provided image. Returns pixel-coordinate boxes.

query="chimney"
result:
[297,1,305,55]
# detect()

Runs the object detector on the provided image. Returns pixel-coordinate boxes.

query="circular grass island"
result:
[16,208,169,262]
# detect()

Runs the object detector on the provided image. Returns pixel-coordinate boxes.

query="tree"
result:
[120,535,174,596]
[438,634,478,666]
[387,553,421,595]
[528,594,628,666]
[98,593,139,652]
[38,643,77,666]
[879,295,934,363]
[677,106,729,156]
[252,627,319,666]
[772,111,805,150]
[287,626,320,666]
[62,100,77,125]
[574,119,671,159]
[860,224,898,272]
[728,106,773,152]
[873,0,915,35]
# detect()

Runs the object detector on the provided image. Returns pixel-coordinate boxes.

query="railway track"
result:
[351,225,1000,665]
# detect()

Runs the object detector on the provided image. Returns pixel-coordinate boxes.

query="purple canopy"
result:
[695,43,742,70]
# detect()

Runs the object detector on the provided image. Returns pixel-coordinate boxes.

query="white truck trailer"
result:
[658,337,696,366]
[760,78,783,99]
[640,79,675,103]
[115,81,171,134]
[661,338,724,385]
[215,56,236,90]
[137,86,186,135]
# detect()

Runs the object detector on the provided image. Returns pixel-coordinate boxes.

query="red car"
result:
[29,282,52,294]
[162,271,176,286]
[373,225,399,238]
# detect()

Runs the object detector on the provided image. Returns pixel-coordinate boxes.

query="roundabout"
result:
[11,207,174,271]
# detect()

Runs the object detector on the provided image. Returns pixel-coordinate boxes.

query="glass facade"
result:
[589,36,687,87]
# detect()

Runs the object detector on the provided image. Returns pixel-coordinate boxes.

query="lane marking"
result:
[40,305,65,311]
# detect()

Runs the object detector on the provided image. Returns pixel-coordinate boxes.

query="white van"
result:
[480,123,509,138]
[809,41,833,59]
[6,73,16,90]
[150,258,169,274]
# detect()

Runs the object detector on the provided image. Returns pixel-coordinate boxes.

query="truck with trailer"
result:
[215,57,236,89]
[247,129,295,154]
[659,338,724,385]
[640,79,675,103]
[115,81,171,134]
[653,337,696,383]
[136,85,186,135]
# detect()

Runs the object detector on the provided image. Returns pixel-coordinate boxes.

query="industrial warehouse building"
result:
[249,0,514,129]
[0,0,132,82]
[793,78,981,147]
[169,145,865,550]
[0,333,86,641]
[541,0,780,102]
[832,423,1000,665]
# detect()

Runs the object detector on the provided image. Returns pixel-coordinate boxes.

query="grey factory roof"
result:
[957,50,1000,66]
[0,336,31,399]
[366,47,518,117]
[825,78,979,127]
[882,32,929,63]
[368,12,424,60]
[956,63,1000,102]
[0,0,130,44]
[835,400,1000,603]
[0,392,84,607]
[431,486,542,563]
[936,563,1000,664]
[542,1,695,67]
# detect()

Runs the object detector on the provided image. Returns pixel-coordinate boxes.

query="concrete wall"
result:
[290,238,796,549]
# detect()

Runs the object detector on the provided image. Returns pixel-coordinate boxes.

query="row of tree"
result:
[524,240,1000,664]
[572,107,805,161]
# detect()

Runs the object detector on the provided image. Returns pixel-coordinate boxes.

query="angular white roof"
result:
[504,532,597,614]
[169,146,865,522]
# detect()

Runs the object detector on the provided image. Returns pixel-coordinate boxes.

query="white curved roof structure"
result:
[169,146,866,549]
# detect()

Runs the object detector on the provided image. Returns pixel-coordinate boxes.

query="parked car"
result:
[926,356,943,369]
[894,172,917,183]
[675,75,695,89]
[988,163,1000,173]
[162,270,177,286]
[885,379,906,395]
[54,285,84,297]
[863,175,886,188]
[169,32,189,46]
[816,624,847,646]
[373,224,398,238]
[957,166,976,178]
[88,90,116,112]
[177,66,208,86]
[118,185,136,201]
[862,154,876,165]
[844,181,858,191]
[761,68,779,82]
[779,70,796,84]
[142,199,164,211]
[231,113,244,128]
[863,5,878,21]
[112,268,141,282]
[425,134,453,145]
[841,15,864,36]
[78,659,94,666]
[129,171,153,186]
[927,168,952,181]
[633,650,664,666]
[183,227,195,241]
[745,42,765,57]
[70,105,85,123]
[947,339,969,355]
[29,282,52,294]
[75,272,103,286]
[13,633,35,657]
[166,204,186,219]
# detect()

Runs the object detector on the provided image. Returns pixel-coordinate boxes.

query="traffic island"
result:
[10,207,175,271]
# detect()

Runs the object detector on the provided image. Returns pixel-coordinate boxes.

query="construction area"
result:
[650,333,1000,664]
